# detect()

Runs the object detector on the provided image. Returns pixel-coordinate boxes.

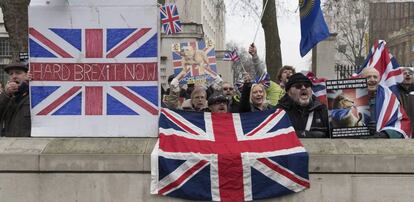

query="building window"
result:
[0,38,11,57]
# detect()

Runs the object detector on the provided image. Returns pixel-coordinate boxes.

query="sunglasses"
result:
[223,87,234,91]
[292,83,311,89]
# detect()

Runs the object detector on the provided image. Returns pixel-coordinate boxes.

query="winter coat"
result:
[276,94,329,138]
[0,91,31,137]
[397,83,414,137]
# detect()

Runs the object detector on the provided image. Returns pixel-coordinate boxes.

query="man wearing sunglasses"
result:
[276,73,329,138]
[221,82,239,112]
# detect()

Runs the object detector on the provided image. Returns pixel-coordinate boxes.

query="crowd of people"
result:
[162,43,414,139]
[0,44,413,138]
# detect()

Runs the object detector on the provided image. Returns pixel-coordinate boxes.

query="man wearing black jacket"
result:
[0,63,31,137]
[276,73,329,138]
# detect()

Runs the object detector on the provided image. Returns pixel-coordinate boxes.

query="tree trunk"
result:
[261,0,282,81]
[0,0,30,63]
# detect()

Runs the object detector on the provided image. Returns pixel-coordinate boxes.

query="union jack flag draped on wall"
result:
[160,4,182,35]
[375,85,412,138]
[28,3,159,137]
[172,40,218,85]
[356,40,403,95]
[151,108,310,201]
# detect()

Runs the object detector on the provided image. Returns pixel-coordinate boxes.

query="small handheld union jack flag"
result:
[160,4,182,35]
[223,49,240,62]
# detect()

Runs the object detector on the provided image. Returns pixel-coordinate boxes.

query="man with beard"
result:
[276,73,329,138]
[396,67,414,137]
[0,63,31,137]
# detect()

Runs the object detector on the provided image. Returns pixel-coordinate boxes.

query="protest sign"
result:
[171,39,218,85]
[326,78,371,138]
[29,0,159,137]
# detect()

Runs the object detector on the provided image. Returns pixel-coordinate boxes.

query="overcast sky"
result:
[225,0,312,72]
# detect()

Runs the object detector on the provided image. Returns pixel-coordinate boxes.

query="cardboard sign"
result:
[326,79,371,138]
[29,0,159,137]
[171,39,218,86]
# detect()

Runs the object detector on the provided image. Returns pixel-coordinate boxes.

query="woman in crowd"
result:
[239,73,272,112]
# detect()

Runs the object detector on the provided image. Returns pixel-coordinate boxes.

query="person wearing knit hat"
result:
[276,73,329,138]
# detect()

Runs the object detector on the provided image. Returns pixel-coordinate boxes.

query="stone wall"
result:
[1,138,414,202]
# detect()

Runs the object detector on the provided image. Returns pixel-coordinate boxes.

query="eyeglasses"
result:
[223,87,234,91]
[292,83,311,89]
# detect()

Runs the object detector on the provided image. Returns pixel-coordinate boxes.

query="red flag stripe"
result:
[85,29,103,58]
[37,86,82,115]
[29,28,73,58]
[112,86,158,115]
[85,87,103,115]
[258,158,310,188]
[385,68,402,81]
[158,160,209,195]
[160,131,300,154]
[106,28,151,58]
[212,113,244,201]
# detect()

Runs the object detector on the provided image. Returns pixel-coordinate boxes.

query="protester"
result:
[249,44,286,105]
[0,63,31,137]
[276,73,329,138]
[221,81,240,112]
[180,86,208,111]
[396,67,414,137]
[207,92,229,113]
[239,73,272,112]
[276,65,295,89]
[361,67,405,138]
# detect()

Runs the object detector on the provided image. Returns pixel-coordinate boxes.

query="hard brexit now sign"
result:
[29,0,160,137]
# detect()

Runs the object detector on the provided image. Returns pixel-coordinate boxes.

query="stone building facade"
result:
[369,1,414,65]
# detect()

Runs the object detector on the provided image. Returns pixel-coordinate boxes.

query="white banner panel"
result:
[29,0,159,137]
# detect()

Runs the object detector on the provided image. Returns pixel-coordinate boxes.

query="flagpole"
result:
[252,0,270,44]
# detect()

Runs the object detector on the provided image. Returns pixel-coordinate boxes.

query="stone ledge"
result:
[0,138,413,173]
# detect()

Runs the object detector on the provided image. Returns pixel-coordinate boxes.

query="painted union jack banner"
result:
[172,40,218,85]
[28,26,159,137]
[151,108,310,201]
[160,4,182,35]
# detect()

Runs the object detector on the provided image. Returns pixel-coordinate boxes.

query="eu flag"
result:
[299,0,330,57]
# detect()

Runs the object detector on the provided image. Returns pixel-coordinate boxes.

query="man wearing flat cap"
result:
[276,73,329,138]
[0,63,31,137]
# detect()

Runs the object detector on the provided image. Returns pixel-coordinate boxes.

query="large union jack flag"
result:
[160,4,182,35]
[172,40,218,85]
[151,108,310,201]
